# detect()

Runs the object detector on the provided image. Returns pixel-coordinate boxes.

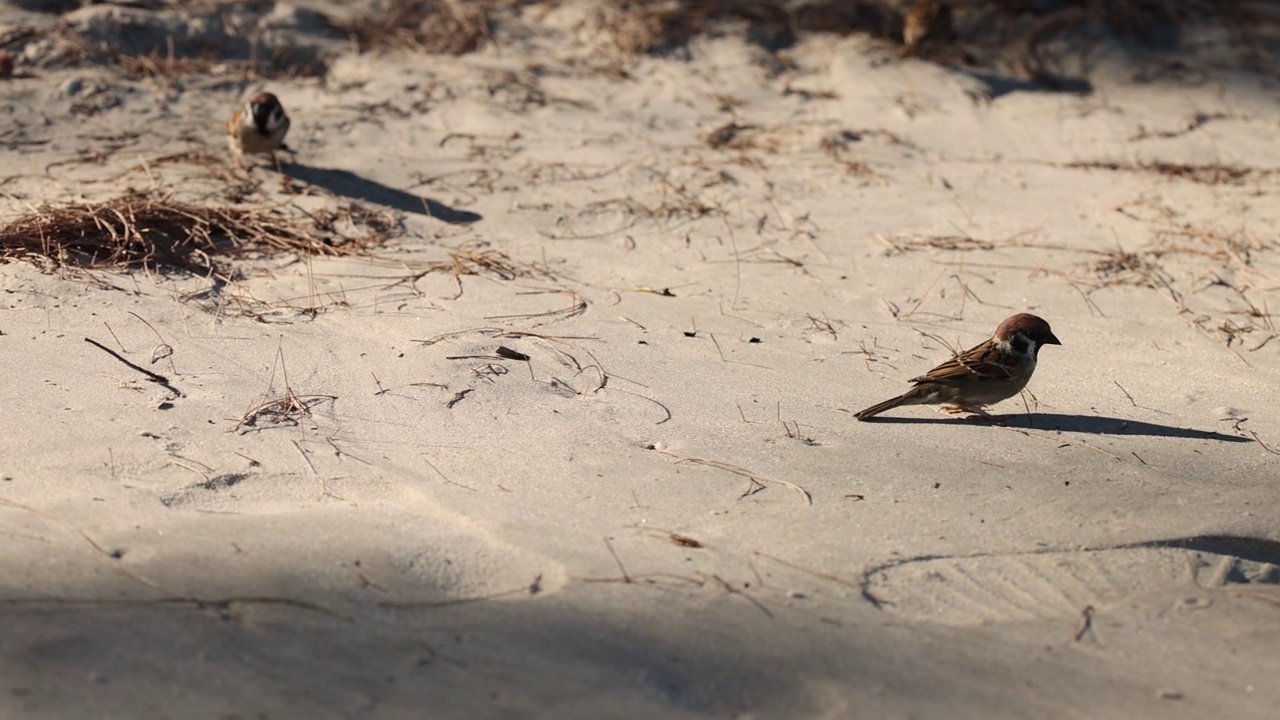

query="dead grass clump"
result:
[1220,0,1280,78]
[237,387,335,431]
[338,0,493,55]
[113,51,219,79]
[1068,160,1267,186]
[585,1,1276,85]
[1063,218,1278,361]
[0,192,396,278]
[384,241,560,302]
[878,234,996,254]
[111,46,329,82]
[1084,249,1157,287]
[307,202,402,241]
[1152,224,1271,273]
[5,12,328,80]
[704,122,760,150]
[601,1,770,56]
[235,343,336,433]
[1148,162,1260,185]
[600,0,899,56]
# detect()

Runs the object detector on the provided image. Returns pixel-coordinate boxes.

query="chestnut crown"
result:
[995,313,1061,352]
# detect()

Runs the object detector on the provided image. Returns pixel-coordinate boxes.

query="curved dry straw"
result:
[0,191,394,278]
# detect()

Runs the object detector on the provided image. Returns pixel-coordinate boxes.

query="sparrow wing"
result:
[910,341,1015,384]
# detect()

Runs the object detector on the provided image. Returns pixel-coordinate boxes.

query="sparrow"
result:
[855,313,1061,421]
[227,91,290,170]
[901,0,953,57]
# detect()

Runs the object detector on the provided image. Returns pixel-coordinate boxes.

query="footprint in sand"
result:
[861,536,1280,625]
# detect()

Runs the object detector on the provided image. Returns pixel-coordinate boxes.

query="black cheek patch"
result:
[1009,335,1029,355]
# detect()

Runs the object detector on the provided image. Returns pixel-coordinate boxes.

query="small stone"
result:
[1177,596,1212,611]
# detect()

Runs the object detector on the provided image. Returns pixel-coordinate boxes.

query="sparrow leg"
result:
[228,134,244,170]
[941,405,993,418]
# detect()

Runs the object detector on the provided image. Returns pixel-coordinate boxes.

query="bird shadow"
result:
[283,163,482,224]
[964,69,1093,100]
[859,412,1250,443]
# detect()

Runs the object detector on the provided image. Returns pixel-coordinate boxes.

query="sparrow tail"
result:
[854,394,911,421]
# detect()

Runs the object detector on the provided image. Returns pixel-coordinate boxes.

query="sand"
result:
[2,1,1279,718]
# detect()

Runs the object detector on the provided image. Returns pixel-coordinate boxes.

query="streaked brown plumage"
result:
[855,313,1061,420]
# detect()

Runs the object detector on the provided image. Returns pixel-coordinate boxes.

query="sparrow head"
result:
[995,313,1061,356]
[247,92,287,133]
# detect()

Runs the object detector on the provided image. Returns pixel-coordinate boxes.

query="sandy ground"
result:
[3,2,1280,718]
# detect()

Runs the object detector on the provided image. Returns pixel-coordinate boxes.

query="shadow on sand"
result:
[858,412,1250,443]
[285,163,482,224]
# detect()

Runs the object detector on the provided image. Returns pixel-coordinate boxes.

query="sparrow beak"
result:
[1045,332,1062,346]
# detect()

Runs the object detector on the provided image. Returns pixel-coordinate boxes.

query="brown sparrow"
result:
[227,91,290,169]
[901,0,953,57]
[855,313,1061,420]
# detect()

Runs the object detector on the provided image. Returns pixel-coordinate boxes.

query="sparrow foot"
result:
[940,405,992,417]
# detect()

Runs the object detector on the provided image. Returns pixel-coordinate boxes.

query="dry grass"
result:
[592,0,899,56]
[337,0,496,55]
[876,201,1277,364]
[111,46,329,82]
[0,191,396,278]
[1,191,561,322]
[3,17,328,80]
[1009,213,1280,363]
[1068,160,1270,186]
[534,165,729,241]
[562,0,1277,87]
[8,0,1274,84]
[875,234,996,254]
[383,242,558,301]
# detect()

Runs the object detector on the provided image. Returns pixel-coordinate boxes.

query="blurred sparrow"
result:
[902,0,952,57]
[855,313,1061,420]
[227,91,290,170]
